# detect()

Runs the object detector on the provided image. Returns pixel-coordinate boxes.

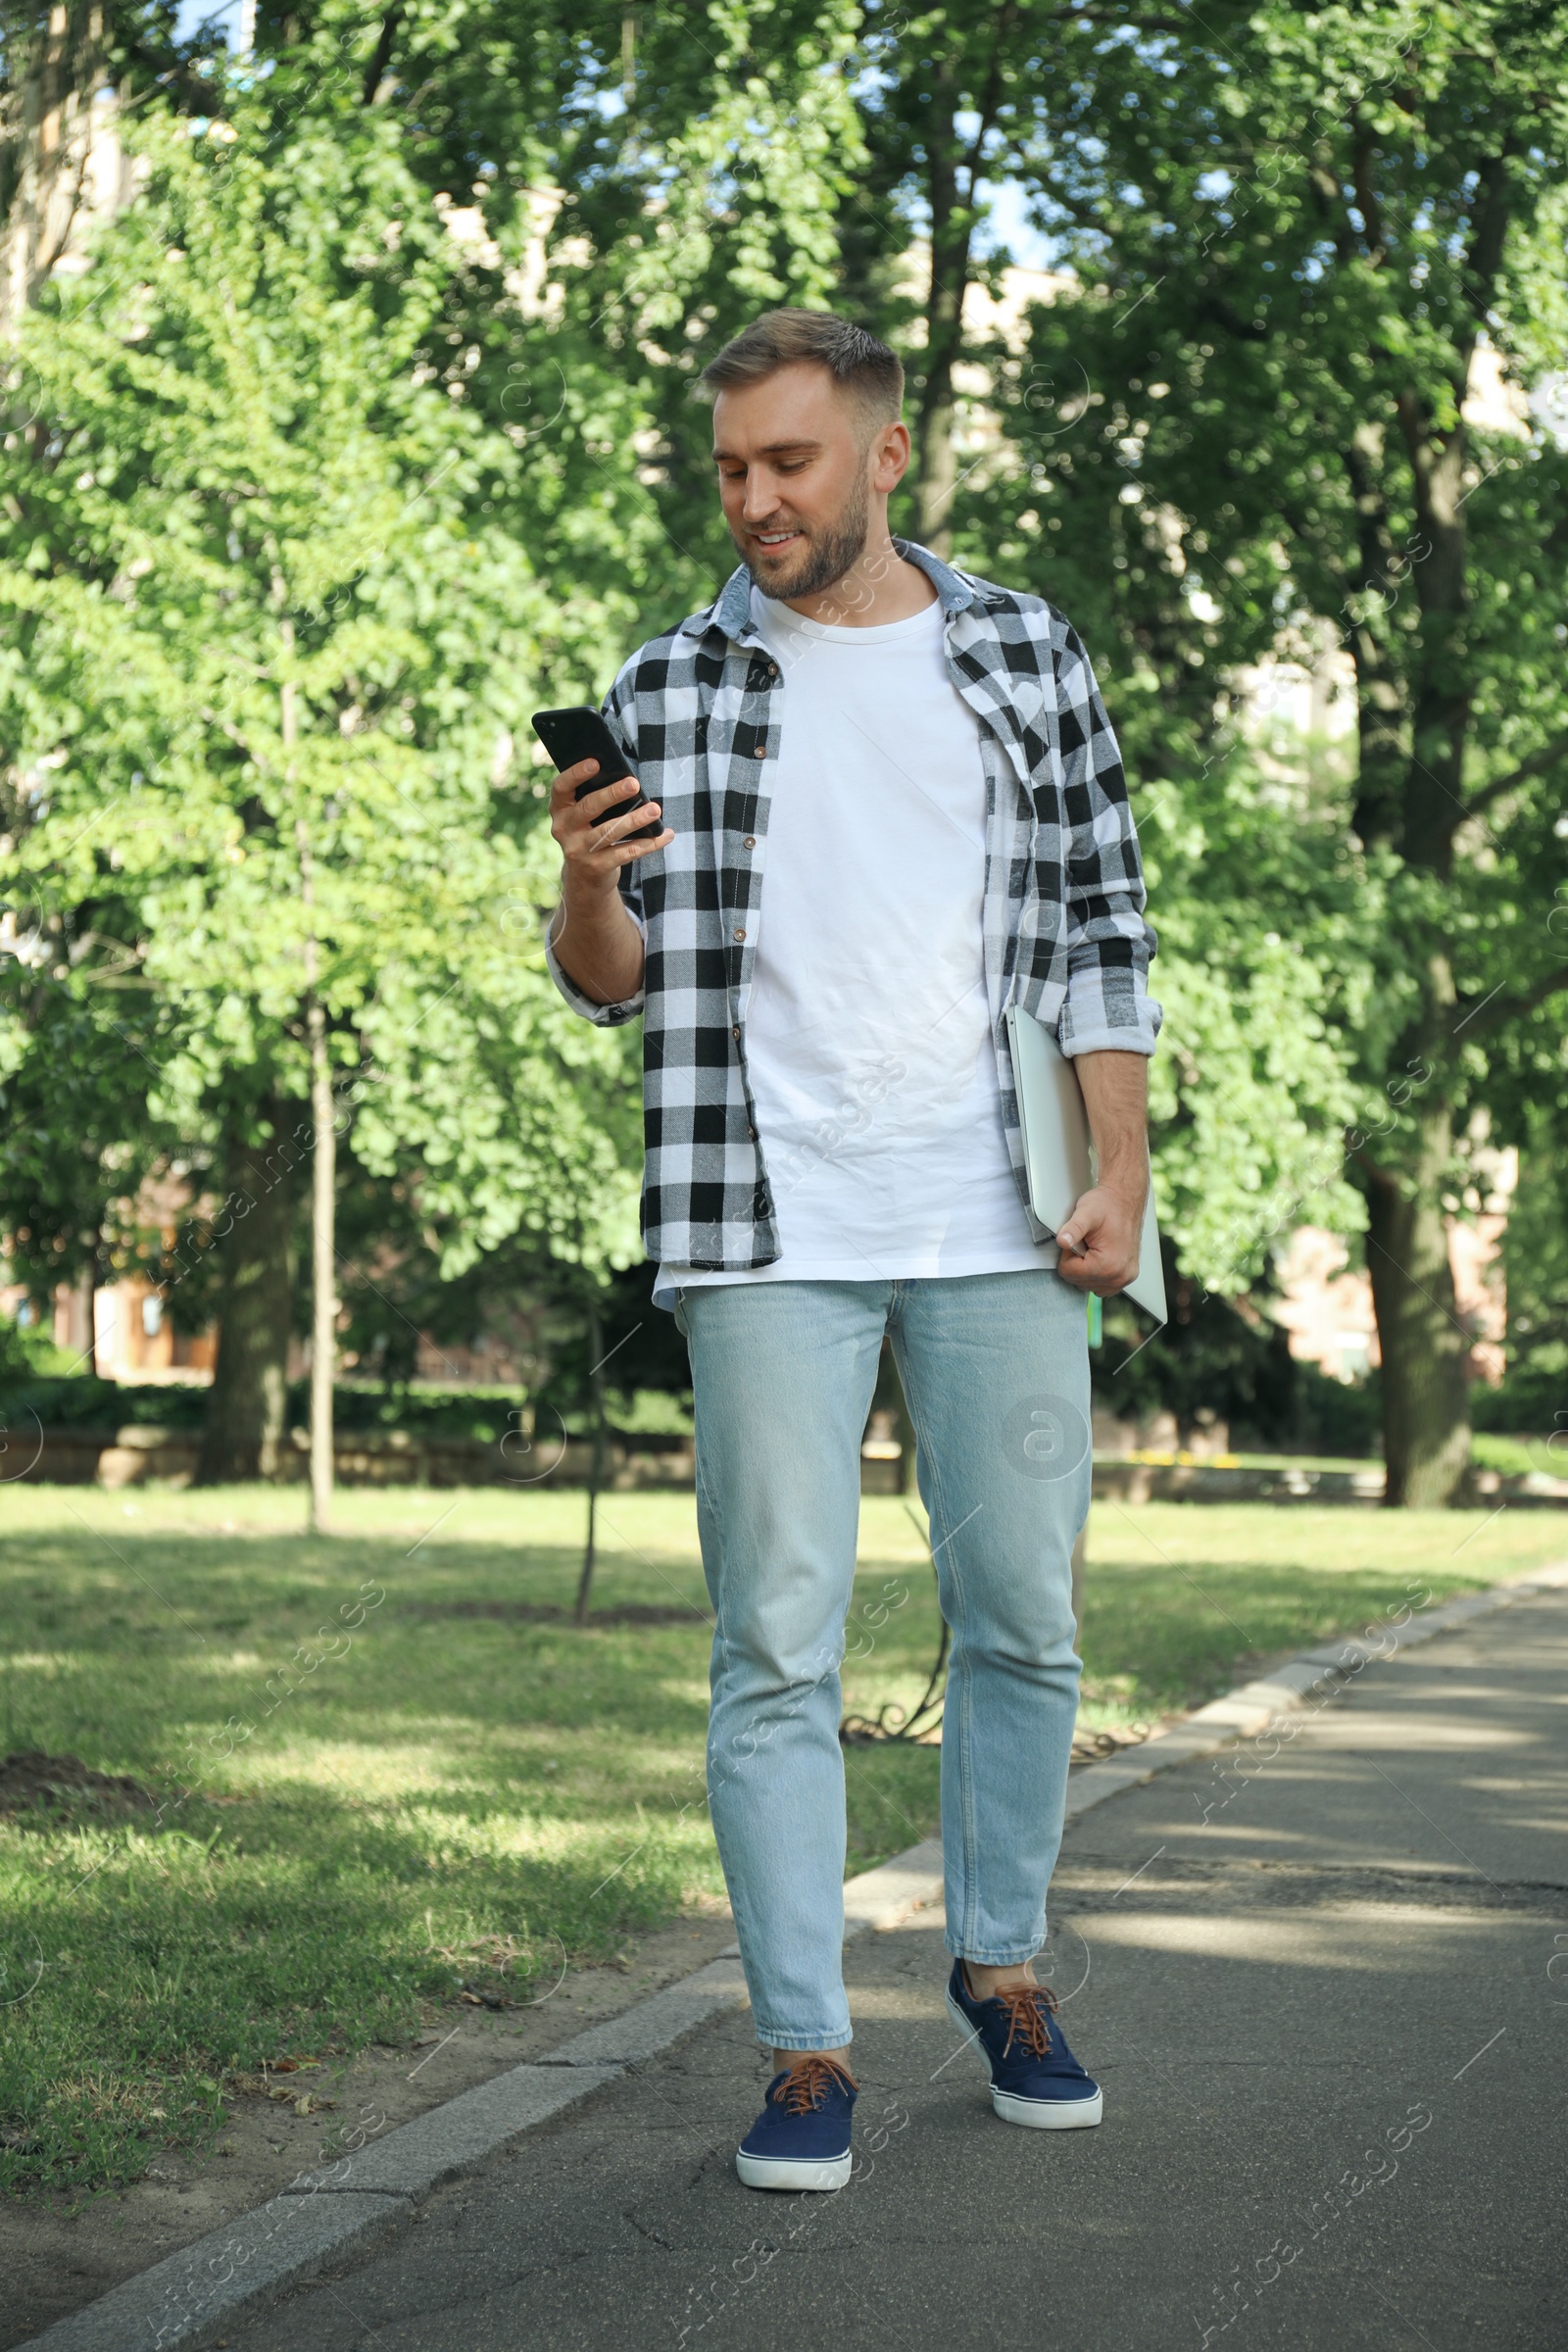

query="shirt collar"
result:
[893,537,981,616]
[683,536,981,647]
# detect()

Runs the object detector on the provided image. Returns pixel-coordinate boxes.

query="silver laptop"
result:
[1004,1004,1168,1325]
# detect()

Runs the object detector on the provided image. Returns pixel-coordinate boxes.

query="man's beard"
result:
[734,472,871,603]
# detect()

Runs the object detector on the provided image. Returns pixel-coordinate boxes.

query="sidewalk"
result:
[59,1585,1568,2350]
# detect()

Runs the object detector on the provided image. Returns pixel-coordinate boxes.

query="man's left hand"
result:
[1055,1181,1144,1297]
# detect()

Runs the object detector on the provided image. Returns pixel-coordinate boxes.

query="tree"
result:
[0,83,639,1504]
[1,4,870,1492]
[791,1,1568,1498]
[726,7,1374,1434]
[193,1094,302,1482]
[223,0,869,647]
[917,0,1568,1500]
[18,1,1529,1514]
[500,0,868,603]
[837,0,1073,551]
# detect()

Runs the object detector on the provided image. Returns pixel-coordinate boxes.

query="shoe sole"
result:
[735,2149,854,2192]
[944,1992,1104,2130]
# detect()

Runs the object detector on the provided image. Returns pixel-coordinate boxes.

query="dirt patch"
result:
[0,1911,738,2350]
[0,1750,156,1818]
[403,1600,711,1628]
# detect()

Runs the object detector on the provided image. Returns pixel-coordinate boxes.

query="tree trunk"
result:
[906,13,1017,552]
[83,1250,100,1379]
[1343,426,1407,851]
[911,328,959,554]
[574,1294,608,1626]
[292,662,336,1536]
[1397,400,1470,880]
[910,63,967,556]
[198,1102,297,1483]
[307,993,336,1534]
[1349,291,1484,1503]
[1364,1106,1472,1507]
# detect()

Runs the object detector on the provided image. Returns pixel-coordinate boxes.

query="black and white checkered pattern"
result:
[546,540,1159,1273]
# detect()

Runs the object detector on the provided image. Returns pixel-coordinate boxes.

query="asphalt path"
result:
[222,1585,1568,2352]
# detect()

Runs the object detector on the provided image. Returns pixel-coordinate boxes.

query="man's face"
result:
[711,362,905,601]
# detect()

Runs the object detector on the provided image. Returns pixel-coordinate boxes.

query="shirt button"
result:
[731,1024,741,1040]
[743,834,756,850]
[747,1124,758,1141]
[733,926,746,942]
[756,744,767,759]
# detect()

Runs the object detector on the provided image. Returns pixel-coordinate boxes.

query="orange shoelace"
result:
[772,2056,858,2113]
[987,1982,1059,2060]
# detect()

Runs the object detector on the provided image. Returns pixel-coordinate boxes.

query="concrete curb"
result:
[284,2064,626,2200]
[22,1557,1566,2352]
[20,2191,414,2352]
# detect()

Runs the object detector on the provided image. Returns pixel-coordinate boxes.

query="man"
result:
[546,310,1158,2192]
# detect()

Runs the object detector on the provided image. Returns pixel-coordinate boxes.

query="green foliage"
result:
[1468,1428,1565,1478]
[1,1371,188,1423]
[0,61,643,1303]
[0,1,871,1348]
[6,1,1566,1452]
[1496,1116,1568,1378]
[0,1307,78,1388]
[0,986,176,1309]
[854,0,1568,1481]
[1470,1358,1568,1442]
[0,1371,688,1440]
[962,0,1568,1195]
[1132,751,1371,1293]
[1,111,523,870]
[1095,1252,1388,1458]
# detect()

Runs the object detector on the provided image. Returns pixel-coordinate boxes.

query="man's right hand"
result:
[547,758,671,1005]
[550,758,672,892]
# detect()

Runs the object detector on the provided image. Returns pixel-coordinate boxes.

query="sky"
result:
[172,0,246,43]
[979,180,1055,271]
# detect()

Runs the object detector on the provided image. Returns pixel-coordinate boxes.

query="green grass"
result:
[1,1484,1562,2194]
[1470,1431,1567,1480]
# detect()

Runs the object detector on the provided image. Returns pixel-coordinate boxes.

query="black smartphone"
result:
[530,706,663,843]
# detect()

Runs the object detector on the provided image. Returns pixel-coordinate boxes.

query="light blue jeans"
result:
[676,1271,1089,2052]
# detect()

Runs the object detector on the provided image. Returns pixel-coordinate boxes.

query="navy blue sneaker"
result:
[945,1960,1102,2129]
[735,2055,858,2191]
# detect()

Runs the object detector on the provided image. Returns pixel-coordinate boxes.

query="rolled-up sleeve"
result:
[544,891,647,1025]
[1054,628,1161,1059]
[543,684,648,1026]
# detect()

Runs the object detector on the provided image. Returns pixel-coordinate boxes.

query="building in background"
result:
[0,1269,216,1381]
[1276,1147,1513,1391]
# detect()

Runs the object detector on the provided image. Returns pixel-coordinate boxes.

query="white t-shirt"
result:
[654,586,1045,1308]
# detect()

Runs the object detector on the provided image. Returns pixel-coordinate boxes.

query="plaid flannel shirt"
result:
[546,539,1159,1275]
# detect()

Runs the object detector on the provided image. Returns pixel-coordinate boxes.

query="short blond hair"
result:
[700,309,904,430]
